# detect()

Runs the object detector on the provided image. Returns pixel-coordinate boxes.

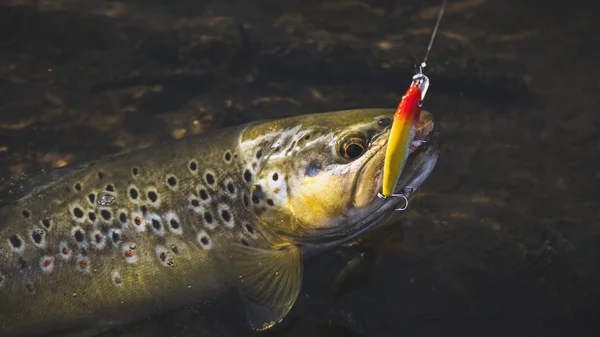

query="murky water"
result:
[1,0,599,336]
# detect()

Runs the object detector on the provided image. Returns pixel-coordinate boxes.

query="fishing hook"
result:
[377,192,409,211]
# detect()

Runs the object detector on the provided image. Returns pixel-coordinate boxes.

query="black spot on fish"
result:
[306,161,321,177]
[73,208,84,219]
[9,234,22,248]
[266,199,274,206]
[243,194,249,208]
[74,183,82,191]
[170,218,180,229]
[189,161,197,171]
[272,173,279,181]
[204,212,213,224]
[245,223,254,234]
[199,189,208,200]
[98,172,104,179]
[119,212,127,223]
[227,183,235,194]
[22,210,30,218]
[252,193,260,204]
[101,210,111,221]
[112,231,120,243]
[151,219,161,231]
[132,167,139,176]
[255,185,262,192]
[225,152,232,161]
[129,188,138,200]
[244,170,252,183]
[42,219,51,229]
[256,150,262,159]
[31,230,43,244]
[191,199,200,207]
[148,191,158,203]
[304,134,311,140]
[205,173,215,185]
[89,212,96,222]
[167,176,177,187]
[221,210,231,222]
[88,193,96,204]
[140,205,148,214]
[74,230,85,242]
[200,236,209,245]
[105,184,114,192]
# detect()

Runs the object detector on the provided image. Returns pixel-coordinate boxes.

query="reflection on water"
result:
[0,0,599,336]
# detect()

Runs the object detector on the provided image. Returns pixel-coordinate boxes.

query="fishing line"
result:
[419,0,448,73]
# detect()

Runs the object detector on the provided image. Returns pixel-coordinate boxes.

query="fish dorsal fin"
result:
[227,242,303,331]
[0,162,92,208]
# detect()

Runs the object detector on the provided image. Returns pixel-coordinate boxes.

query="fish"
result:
[0,108,439,337]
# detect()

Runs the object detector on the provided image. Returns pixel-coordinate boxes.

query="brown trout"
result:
[0,108,439,337]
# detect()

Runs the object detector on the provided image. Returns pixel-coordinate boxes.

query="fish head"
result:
[240,108,439,245]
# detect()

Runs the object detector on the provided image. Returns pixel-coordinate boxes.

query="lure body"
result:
[381,73,429,197]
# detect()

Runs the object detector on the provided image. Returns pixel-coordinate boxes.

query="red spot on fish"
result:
[42,259,51,268]
[115,277,122,285]
[80,260,88,269]
[125,250,135,257]
[134,216,142,226]
[62,247,69,255]
[95,234,103,243]
[26,283,35,292]
[160,252,167,262]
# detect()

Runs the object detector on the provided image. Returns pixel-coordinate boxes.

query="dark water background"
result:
[1,0,599,336]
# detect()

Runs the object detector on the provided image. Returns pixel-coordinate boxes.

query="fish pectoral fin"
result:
[227,243,303,331]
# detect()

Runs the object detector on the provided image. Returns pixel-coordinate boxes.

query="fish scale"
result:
[0,108,440,337]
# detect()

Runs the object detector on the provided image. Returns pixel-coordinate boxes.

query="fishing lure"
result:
[380,71,429,198]
[379,0,447,202]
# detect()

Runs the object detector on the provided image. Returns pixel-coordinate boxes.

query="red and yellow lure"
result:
[378,0,446,201]
[380,72,429,198]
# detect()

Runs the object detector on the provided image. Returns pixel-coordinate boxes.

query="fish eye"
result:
[338,133,367,161]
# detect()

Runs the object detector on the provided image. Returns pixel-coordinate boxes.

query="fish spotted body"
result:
[0,108,439,337]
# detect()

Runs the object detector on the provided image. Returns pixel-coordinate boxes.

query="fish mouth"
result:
[386,130,439,204]
[347,130,440,240]
[302,129,440,250]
